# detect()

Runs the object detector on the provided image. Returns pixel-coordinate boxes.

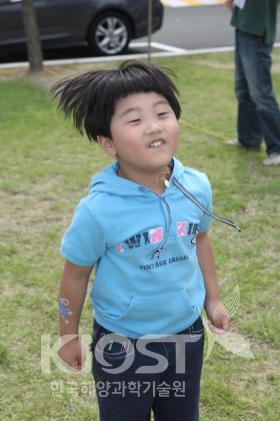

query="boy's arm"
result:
[196,232,229,332]
[58,260,93,370]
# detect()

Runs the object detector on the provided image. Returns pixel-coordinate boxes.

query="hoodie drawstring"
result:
[172,177,241,232]
[151,196,172,259]
[151,176,241,259]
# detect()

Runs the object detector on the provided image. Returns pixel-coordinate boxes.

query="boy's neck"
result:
[117,165,172,195]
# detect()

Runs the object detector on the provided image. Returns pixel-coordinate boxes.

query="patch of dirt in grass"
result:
[31,177,62,193]
[213,338,279,419]
[2,284,39,298]
[272,63,280,73]
[0,62,120,90]
[190,59,280,74]
[2,285,17,297]
[1,51,279,87]
[0,67,26,80]
[190,60,234,70]
[0,179,73,243]
[229,344,279,395]
[0,66,68,82]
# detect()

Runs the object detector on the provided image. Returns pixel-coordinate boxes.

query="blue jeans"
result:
[90,316,204,421]
[235,29,280,155]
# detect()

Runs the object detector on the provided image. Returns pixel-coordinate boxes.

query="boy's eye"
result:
[158,112,169,117]
[128,119,140,124]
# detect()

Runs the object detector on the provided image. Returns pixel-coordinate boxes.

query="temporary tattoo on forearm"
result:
[59,298,73,324]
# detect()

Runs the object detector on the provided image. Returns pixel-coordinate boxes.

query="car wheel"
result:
[88,12,132,56]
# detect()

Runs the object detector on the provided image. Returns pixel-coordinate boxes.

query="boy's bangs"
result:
[103,64,181,119]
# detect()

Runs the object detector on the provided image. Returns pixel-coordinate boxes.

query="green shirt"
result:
[231,0,279,45]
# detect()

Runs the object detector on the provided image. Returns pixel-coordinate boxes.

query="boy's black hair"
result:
[51,61,181,142]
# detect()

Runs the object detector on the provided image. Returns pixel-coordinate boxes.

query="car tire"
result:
[88,11,132,56]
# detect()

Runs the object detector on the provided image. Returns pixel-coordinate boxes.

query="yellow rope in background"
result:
[180,119,229,141]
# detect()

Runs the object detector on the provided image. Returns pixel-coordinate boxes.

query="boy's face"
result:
[98,92,179,177]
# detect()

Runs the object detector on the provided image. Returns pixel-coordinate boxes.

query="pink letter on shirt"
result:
[177,221,187,236]
[149,227,164,244]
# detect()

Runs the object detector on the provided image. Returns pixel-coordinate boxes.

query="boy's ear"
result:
[97,135,117,157]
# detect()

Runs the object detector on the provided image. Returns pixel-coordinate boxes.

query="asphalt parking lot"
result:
[0,4,279,66]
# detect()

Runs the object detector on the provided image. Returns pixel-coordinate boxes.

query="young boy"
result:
[53,61,234,421]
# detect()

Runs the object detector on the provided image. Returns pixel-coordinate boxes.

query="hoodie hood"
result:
[88,157,199,259]
[88,157,184,259]
[89,157,241,235]
[88,157,184,196]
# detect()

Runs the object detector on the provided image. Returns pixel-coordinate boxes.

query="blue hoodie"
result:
[61,157,213,338]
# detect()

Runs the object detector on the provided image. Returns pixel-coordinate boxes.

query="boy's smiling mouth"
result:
[148,139,166,148]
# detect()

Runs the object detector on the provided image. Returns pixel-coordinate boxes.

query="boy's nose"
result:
[146,121,162,135]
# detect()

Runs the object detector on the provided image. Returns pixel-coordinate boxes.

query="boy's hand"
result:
[225,0,234,11]
[58,336,86,372]
[204,298,230,334]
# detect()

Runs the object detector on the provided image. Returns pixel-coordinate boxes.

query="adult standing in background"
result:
[224,0,280,166]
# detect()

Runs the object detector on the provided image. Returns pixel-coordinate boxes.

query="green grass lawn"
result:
[0,51,279,420]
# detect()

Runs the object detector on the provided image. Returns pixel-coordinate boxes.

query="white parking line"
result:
[161,0,225,6]
[0,41,279,70]
[150,42,188,54]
